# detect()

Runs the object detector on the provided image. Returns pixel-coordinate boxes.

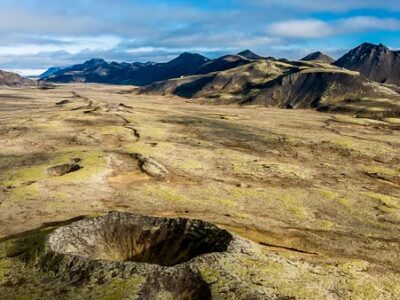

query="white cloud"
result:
[246,0,400,12]
[0,35,121,56]
[0,1,399,70]
[340,17,400,31]
[4,68,46,76]
[267,17,400,39]
[267,19,333,38]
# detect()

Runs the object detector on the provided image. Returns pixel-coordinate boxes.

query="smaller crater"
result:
[47,162,81,176]
[135,154,170,181]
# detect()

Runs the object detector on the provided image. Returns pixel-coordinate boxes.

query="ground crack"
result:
[258,241,319,255]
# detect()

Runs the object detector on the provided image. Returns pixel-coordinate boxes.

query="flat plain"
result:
[1,84,400,298]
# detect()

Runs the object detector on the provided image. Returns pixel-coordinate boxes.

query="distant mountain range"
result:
[39,43,400,87]
[1,42,399,119]
[40,51,257,86]
[2,41,400,116]
[134,44,400,119]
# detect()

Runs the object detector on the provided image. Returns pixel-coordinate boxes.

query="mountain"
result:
[41,58,126,84]
[42,53,211,85]
[0,69,36,86]
[42,52,257,86]
[76,58,108,70]
[137,59,400,118]
[333,43,400,85]
[196,55,251,74]
[165,52,209,68]
[40,67,62,78]
[137,60,283,98]
[301,51,335,64]
[237,50,263,60]
[109,53,211,86]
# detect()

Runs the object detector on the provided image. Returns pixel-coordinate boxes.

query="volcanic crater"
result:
[46,212,234,266]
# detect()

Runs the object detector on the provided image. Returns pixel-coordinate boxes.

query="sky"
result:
[0,0,400,75]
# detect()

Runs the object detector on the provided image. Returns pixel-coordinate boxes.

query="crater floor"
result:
[0,84,399,299]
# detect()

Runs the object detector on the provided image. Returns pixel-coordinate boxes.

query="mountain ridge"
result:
[41,52,254,86]
[40,43,400,88]
[333,42,400,85]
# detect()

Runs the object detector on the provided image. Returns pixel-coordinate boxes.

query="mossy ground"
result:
[0,84,399,298]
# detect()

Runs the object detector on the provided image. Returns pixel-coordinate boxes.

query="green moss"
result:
[384,117,400,125]
[363,165,399,177]
[338,260,369,274]
[0,151,111,203]
[1,166,46,187]
[299,67,359,75]
[280,193,308,219]
[0,258,11,283]
[141,184,187,202]
[315,219,335,230]
[50,151,111,184]
[319,189,338,200]
[337,197,352,208]
[342,280,381,299]
[66,276,144,300]
[378,206,398,214]
[0,227,53,261]
[15,296,32,300]
[364,192,399,209]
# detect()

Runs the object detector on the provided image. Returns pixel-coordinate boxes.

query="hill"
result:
[137,59,400,118]
[237,49,263,60]
[0,69,36,86]
[301,51,335,64]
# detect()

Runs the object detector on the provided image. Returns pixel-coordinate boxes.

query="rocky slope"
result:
[333,42,400,85]
[137,59,285,98]
[137,59,400,118]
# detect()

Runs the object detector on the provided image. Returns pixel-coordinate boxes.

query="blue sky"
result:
[0,0,399,75]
